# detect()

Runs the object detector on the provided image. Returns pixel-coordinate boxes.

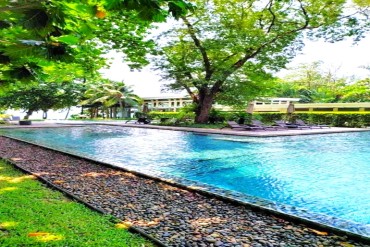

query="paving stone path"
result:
[0,136,368,247]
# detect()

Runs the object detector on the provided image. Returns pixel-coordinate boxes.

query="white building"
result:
[142,95,193,112]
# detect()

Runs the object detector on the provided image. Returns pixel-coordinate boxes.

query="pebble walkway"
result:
[0,136,368,247]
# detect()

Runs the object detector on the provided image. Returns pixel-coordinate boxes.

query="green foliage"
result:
[81,79,141,118]
[0,160,153,246]
[0,82,84,119]
[69,113,89,120]
[0,1,107,88]
[252,112,370,128]
[148,111,181,119]
[154,0,370,123]
[146,110,369,127]
[171,123,226,128]
[292,112,370,128]
[273,61,369,103]
[96,11,154,69]
[191,110,253,124]
[215,73,276,108]
[0,114,11,119]
[147,111,194,125]
[0,0,193,90]
[340,78,370,102]
[353,0,370,7]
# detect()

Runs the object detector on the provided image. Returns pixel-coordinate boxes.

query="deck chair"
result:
[295,119,330,128]
[251,120,280,130]
[225,121,264,131]
[273,120,311,130]
[136,117,151,124]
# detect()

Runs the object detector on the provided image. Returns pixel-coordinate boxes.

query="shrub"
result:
[0,114,11,119]
[209,110,251,123]
[251,112,369,128]
[292,112,370,128]
[148,111,181,119]
[149,110,369,127]
[70,114,89,119]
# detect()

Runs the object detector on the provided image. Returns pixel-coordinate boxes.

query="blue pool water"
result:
[1,126,369,236]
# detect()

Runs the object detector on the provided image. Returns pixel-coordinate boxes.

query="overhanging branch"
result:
[181,16,213,81]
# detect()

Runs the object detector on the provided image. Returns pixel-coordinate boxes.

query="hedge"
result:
[147,111,369,127]
[147,111,181,119]
[253,112,370,128]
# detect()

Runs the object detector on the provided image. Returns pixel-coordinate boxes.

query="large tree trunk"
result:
[119,100,125,118]
[194,92,214,123]
[24,110,33,120]
[65,107,70,120]
[109,107,113,118]
[112,107,117,118]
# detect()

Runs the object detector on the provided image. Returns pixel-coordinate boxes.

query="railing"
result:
[253,102,370,113]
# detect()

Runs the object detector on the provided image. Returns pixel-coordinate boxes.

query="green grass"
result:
[0,161,153,247]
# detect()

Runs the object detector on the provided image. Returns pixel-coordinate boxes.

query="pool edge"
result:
[1,133,369,244]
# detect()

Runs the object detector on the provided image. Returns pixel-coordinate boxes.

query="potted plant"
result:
[19,119,32,125]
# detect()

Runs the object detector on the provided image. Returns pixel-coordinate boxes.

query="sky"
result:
[100,35,370,98]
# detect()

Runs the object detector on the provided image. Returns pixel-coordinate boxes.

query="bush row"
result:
[147,111,369,127]
[250,112,369,128]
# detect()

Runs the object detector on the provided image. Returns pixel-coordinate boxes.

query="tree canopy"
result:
[0,81,84,119]
[81,79,141,118]
[0,0,193,89]
[273,61,370,103]
[154,0,370,123]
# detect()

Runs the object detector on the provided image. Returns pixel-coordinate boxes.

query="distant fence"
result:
[253,102,370,113]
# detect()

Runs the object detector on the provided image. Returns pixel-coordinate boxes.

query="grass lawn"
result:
[0,160,153,247]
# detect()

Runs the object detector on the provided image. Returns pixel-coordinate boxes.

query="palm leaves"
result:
[82,80,142,118]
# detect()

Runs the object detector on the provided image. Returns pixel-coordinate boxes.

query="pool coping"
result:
[1,129,369,244]
[2,121,369,137]
[59,121,370,137]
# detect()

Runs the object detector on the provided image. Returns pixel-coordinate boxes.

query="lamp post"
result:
[245,102,254,124]
[287,102,295,123]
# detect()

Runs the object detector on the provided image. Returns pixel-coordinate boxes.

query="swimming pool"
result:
[1,126,369,237]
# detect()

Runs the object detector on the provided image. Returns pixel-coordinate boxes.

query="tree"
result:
[0,82,84,119]
[82,80,141,118]
[0,0,193,90]
[154,0,370,123]
[0,1,103,88]
[275,61,348,102]
[340,78,370,102]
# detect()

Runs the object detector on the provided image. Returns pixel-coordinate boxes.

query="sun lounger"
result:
[226,121,264,131]
[250,120,279,130]
[135,117,151,124]
[274,120,311,130]
[295,119,330,128]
